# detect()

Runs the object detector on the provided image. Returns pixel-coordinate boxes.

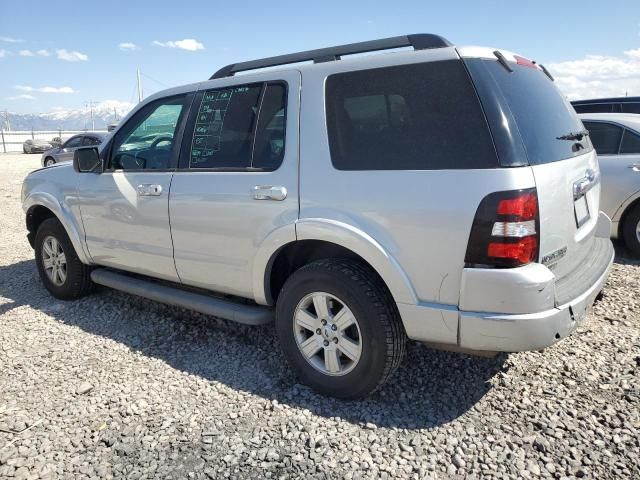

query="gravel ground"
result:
[0,153,639,480]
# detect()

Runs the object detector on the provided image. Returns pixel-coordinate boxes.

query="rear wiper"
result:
[556,130,590,141]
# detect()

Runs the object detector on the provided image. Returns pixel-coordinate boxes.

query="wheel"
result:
[23,146,27,154]
[622,204,640,256]
[34,218,93,300]
[44,157,56,167]
[275,259,406,399]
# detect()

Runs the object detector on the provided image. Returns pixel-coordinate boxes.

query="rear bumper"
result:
[399,222,614,352]
[458,238,613,351]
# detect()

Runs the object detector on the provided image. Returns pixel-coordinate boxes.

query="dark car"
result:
[572,96,640,114]
[41,133,107,167]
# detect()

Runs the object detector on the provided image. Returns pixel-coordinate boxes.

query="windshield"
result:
[465,58,593,165]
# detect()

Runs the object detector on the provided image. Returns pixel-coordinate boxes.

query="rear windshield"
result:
[466,58,592,165]
[325,60,498,170]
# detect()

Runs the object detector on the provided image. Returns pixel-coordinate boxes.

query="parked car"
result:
[107,122,119,132]
[50,136,68,148]
[572,96,640,114]
[23,139,53,154]
[41,133,107,167]
[22,34,613,398]
[579,113,640,255]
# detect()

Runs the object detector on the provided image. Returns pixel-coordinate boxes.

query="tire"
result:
[44,157,55,167]
[622,204,640,256]
[34,218,93,300]
[23,146,27,154]
[275,259,406,399]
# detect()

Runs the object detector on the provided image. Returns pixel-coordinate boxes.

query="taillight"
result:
[465,188,540,268]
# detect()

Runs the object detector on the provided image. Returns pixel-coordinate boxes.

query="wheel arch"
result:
[24,193,92,264]
[255,219,417,307]
[617,192,640,239]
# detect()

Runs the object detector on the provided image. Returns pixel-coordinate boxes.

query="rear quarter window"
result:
[466,58,592,165]
[325,60,498,170]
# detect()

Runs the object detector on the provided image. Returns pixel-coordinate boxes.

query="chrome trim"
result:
[573,169,598,200]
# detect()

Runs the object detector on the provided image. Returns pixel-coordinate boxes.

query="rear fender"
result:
[295,218,418,305]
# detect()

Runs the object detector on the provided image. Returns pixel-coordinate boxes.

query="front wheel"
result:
[622,204,640,256]
[35,218,93,299]
[275,259,406,399]
[44,157,56,167]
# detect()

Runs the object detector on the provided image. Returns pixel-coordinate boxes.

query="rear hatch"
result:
[461,48,601,290]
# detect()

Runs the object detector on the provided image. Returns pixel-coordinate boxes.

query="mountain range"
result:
[2,100,135,131]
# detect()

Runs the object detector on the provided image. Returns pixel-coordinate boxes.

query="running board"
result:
[90,269,273,326]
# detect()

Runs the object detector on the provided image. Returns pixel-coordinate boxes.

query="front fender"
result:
[23,192,92,264]
[295,218,418,305]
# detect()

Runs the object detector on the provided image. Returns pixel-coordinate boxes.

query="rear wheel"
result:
[622,204,640,256]
[35,218,93,299]
[44,157,56,167]
[275,259,406,399]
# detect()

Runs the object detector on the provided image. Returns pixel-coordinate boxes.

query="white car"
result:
[580,113,640,255]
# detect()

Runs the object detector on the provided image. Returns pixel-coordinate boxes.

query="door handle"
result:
[251,185,287,201]
[137,184,163,196]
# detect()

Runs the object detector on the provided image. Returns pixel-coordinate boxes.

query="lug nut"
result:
[323,340,329,347]
[331,324,337,331]
[316,328,321,335]
[321,319,327,325]
[333,338,338,344]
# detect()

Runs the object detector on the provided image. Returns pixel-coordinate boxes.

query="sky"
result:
[1,0,639,115]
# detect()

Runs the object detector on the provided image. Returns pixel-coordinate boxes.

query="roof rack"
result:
[210,33,452,80]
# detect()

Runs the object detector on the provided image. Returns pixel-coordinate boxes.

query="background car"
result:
[50,136,68,148]
[580,113,640,255]
[573,96,640,114]
[23,139,53,154]
[41,133,107,167]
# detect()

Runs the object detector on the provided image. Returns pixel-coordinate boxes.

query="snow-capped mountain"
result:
[4,100,135,131]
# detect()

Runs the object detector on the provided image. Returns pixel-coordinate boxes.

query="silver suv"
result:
[22,34,614,398]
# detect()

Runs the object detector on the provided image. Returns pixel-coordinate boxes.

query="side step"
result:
[90,269,273,326]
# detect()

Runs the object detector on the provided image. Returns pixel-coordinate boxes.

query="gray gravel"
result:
[1,154,639,479]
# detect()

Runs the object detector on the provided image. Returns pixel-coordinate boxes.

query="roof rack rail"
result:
[210,33,452,80]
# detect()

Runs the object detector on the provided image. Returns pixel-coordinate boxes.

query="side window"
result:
[252,83,287,169]
[620,129,640,154]
[81,136,100,146]
[583,121,623,154]
[190,85,262,168]
[111,96,187,170]
[622,103,640,114]
[63,136,82,149]
[325,60,497,170]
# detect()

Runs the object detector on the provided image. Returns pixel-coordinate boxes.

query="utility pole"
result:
[85,100,98,130]
[137,69,144,103]
[0,110,10,131]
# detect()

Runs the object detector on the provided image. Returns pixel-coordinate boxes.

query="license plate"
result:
[574,195,590,228]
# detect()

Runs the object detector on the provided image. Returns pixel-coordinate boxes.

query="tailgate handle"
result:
[573,169,598,200]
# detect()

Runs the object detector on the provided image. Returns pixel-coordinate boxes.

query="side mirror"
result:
[73,147,103,173]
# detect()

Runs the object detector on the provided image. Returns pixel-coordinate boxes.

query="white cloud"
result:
[624,48,640,60]
[0,36,23,43]
[56,49,88,62]
[0,49,8,58]
[18,49,35,57]
[119,42,137,51]
[548,48,640,100]
[15,85,74,94]
[7,94,36,100]
[36,49,50,57]
[153,38,204,51]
